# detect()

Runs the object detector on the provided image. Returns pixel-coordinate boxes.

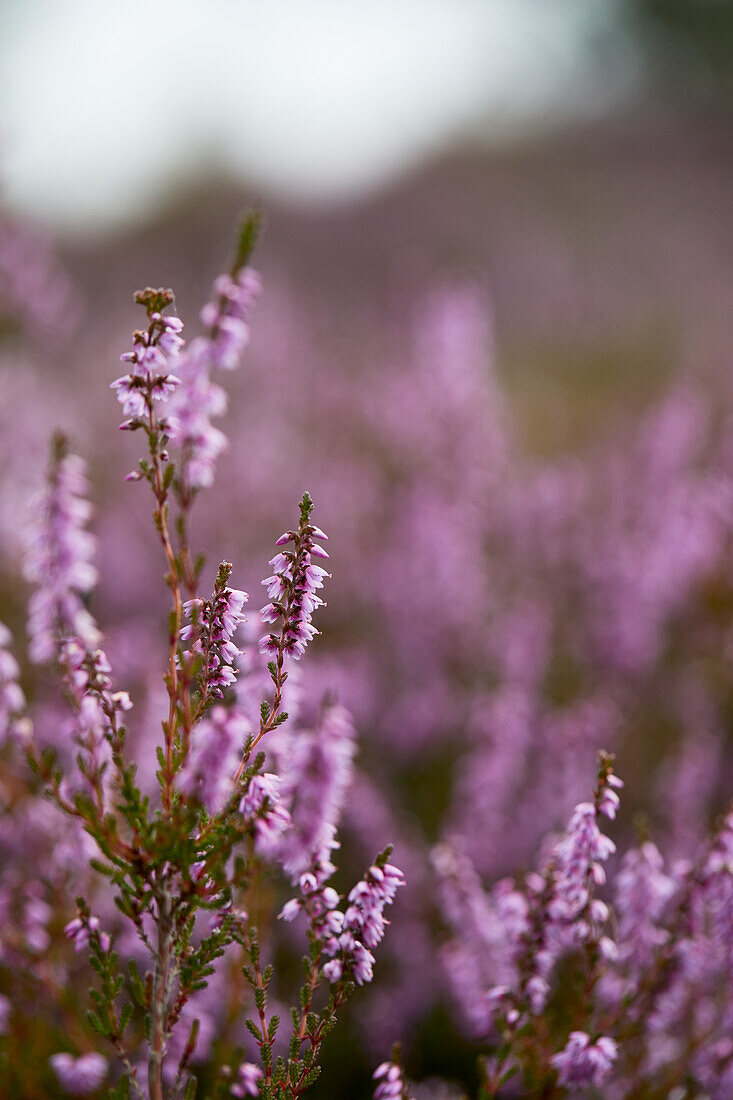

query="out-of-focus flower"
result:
[49,1052,108,1095]
[551,1031,617,1087]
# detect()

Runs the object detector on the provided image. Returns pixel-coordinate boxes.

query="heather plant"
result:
[3,203,733,1098]
[429,752,733,1097]
[0,215,405,1097]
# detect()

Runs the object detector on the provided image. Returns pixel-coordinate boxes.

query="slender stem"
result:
[148,887,173,1100]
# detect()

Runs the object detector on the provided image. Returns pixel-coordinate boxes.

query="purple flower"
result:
[272,702,356,880]
[179,706,250,814]
[551,1031,617,1087]
[181,562,248,699]
[111,296,184,430]
[373,1058,411,1099]
[432,840,529,1034]
[230,1061,263,1097]
[239,772,291,856]
[550,760,622,937]
[64,912,111,955]
[0,621,31,745]
[327,861,405,985]
[49,1052,107,1094]
[258,503,330,662]
[171,267,260,490]
[614,842,674,979]
[25,442,101,665]
[200,268,261,371]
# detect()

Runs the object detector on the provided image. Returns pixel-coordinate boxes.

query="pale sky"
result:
[0,0,635,234]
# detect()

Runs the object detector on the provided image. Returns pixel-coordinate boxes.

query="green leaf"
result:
[233,207,263,272]
[86,1009,110,1038]
[119,1001,133,1035]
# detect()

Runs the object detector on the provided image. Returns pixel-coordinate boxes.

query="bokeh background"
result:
[2,2,733,1096]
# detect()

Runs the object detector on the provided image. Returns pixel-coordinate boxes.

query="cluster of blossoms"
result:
[0,621,30,744]
[551,1032,618,1088]
[239,770,292,854]
[433,756,623,1091]
[24,441,100,663]
[181,560,248,699]
[260,516,329,661]
[64,909,111,955]
[273,701,357,879]
[336,861,406,980]
[283,851,405,988]
[178,705,250,814]
[372,1055,413,1099]
[110,289,184,430]
[430,749,733,1095]
[171,251,261,490]
[547,757,622,956]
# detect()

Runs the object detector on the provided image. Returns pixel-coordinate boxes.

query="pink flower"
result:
[552,1031,617,1087]
[230,1061,263,1097]
[50,1052,107,1094]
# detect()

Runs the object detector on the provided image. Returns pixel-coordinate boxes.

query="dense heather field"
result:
[2,127,733,1098]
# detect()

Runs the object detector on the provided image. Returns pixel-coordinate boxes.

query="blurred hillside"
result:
[57,106,733,457]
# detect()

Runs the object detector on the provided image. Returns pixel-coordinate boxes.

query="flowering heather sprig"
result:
[274,701,357,880]
[239,770,292,856]
[178,705,250,814]
[612,841,674,989]
[261,841,405,1100]
[550,752,621,944]
[431,840,529,1036]
[539,752,620,968]
[372,1048,414,1100]
[0,621,30,744]
[110,287,183,431]
[259,493,329,663]
[521,754,620,1049]
[64,908,112,955]
[289,849,405,988]
[617,809,733,1090]
[200,267,260,372]
[24,435,100,664]
[172,210,262,491]
[434,754,623,1095]
[50,639,133,809]
[180,561,248,703]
